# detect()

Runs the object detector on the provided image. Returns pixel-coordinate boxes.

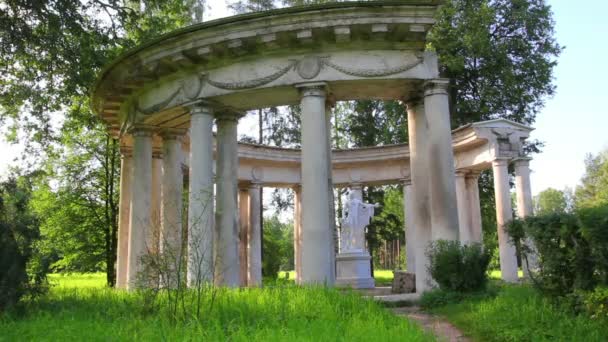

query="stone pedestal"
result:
[392,271,415,294]
[335,252,375,289]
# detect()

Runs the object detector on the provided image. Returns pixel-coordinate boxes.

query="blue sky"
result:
[1,0,606,196]
[526,0,608,194]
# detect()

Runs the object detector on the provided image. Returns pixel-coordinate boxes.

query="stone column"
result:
[248,182,262,286]
[406,100,432,292]
[187,105,215,287]
[455,171,472,244]
[424,79,460,241]
[492,158,519,282]
[298,83,335,285]
[126,127,153,290]
[160,131,184,287]
[514,158,537,276]
[151,152,163,254]
[403,179,415,273]
[214,112,240,287]
[116,148,132,289]
[466,172,483,244]
[514,158,534,217]
[293,185,303,283]
[326,103,337,272]
[238,188,249,286]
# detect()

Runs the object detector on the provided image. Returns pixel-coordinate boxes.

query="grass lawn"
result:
[430,285,608,342]
[277,269,398,286]
[0,273,434,341]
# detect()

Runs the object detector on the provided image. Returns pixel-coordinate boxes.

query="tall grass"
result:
[0,274,433,341]
[432,285,608,342]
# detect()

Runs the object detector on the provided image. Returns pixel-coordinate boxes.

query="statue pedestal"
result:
[335,251,375,289]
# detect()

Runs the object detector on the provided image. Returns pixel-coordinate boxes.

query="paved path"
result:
[391,306,471,342]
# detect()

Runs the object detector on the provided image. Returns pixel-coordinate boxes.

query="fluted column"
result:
[407,99,432,292]
[403,179,415,273]
[424,79,460,241]
[466,172,483,244]
[238,188,249,286]
[298,83,335,285]
[492,158,519,282]
[116,148,132,289]
[214,112,240,287]
[293,185,303,283]
[514,158,537,277]
[248,182,262,286]
[514,158,534,217]
[326,103,338,268]
[160,131,184,287]
[151,152,163,254]
[455,171,472,244]
[187,105,215,287]
[126,127,153,290]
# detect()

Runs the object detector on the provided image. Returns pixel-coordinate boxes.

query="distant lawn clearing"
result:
[1,274,434,341]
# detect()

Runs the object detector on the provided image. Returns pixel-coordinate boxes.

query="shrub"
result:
[0,177,48,310]
[508,206,608,297]
[581,286,608,322]
[426,240,490,292]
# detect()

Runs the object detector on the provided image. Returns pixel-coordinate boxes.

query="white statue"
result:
[340,191,379,253]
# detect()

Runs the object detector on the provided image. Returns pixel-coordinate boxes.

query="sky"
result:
[1,0,607,197]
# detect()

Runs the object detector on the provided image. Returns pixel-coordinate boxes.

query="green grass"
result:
[373,269,395,286]
[48,272,106,289]
[276,269,397,286]
[0,274,434,341]
[430,285,608,342]
[488,270,524,280]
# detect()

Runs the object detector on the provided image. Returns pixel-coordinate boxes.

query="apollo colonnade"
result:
[94,2,535,292]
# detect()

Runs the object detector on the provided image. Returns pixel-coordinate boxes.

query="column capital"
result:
[455,170,469,178]
[349,182,363,191]
[492,157,511,167]
[188,102,214,116]
[159,128,187,140]
[295,82,327,97]
[404,96,424,110]
[465,170,482,180]
[120,145,132,157]
[423,78,450,97]
[402,178,412,186]
[215,110,244,122]
[152,150,163,159]
[248,181,263,190]
[513,157,532,167]
[128,124,156,137]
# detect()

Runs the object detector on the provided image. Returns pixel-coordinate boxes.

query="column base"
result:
[336,252,375,289]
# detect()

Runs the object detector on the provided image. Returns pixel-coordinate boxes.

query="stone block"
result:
[391,271,415,294]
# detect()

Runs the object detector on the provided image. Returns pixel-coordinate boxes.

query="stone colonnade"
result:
[116,83,341,289]
[115,82,535,291]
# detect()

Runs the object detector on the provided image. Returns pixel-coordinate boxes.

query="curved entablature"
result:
[92,1,444,136]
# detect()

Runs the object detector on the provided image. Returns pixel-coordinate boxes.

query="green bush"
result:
[426,240,490,292]
[0,177,48,310]
[508,206,608,297]
[581,286,608,322]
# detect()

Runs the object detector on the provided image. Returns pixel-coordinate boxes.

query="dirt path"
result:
[391,306,471,342]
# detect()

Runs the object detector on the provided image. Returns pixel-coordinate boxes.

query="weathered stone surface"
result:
[392,271,416,294]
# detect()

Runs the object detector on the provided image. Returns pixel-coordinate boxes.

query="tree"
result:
[1,0,194,286]
[575,150,608,208]
[428,0,562,128]
[0,174,48,310]
[534,188,568,215]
